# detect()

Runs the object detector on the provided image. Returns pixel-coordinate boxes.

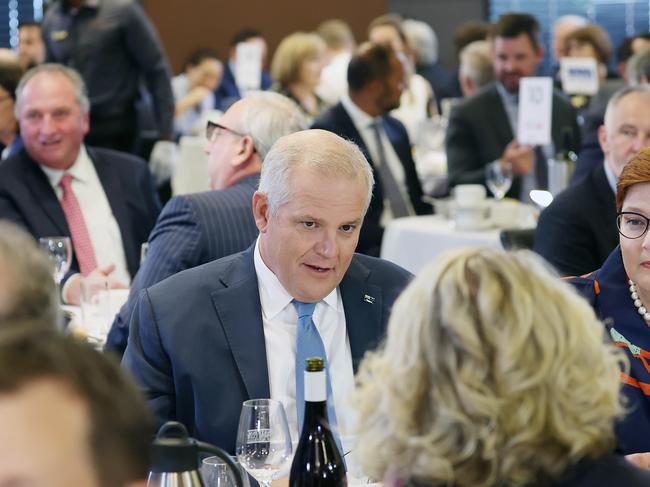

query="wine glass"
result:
[236,399,292,487]
[39,236,73,285]
[485,161,513,200]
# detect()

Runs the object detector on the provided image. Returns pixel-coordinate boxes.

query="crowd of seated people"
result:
[4,4,650,484]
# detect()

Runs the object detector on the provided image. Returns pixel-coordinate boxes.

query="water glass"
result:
[202,456,250,487]
[485,161,513,200]
[39,236,73,285]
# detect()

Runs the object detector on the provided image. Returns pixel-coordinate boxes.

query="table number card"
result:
[234,41,263,92]
[560,57,599,95]
[517,76,553,146]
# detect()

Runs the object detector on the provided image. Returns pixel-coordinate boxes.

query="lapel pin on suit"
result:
[364,294,375,304]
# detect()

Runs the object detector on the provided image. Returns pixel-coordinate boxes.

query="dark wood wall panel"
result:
[144,0,387,74]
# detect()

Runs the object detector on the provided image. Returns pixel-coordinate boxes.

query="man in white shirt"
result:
[123,129,412,453]
[0,64,160,304]
[313,42,431,257]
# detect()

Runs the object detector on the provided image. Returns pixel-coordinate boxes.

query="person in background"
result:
[535,86,650,277]
[313,42,431,257]
[565,25,613,82]
[355,247,650,487]
[403,18,461,110]
[16,21,44,71]
[0,64,160,305]
[0,220,59,328]
[617,34,650,81]
[454,20,491,54]
[570,148,650,455]
[123,129,413,452]
[270,32,328,122]
[315,19,356,106]
[0,326,153,487]
[214,28,273,111]
[445,13,580,201]
[42,0,175,154]
[551,15,588,67]
[107,91,307,355]
[0,52,23,159]
[172,48,223,137]
[627,48,650,85]
[458,40,494,98]
[368,14,436,140]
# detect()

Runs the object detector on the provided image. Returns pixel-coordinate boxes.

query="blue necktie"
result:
[294,300,344,455]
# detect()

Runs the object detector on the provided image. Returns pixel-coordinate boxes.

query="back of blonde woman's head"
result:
[270,32,326,86]
[354,248,626,487]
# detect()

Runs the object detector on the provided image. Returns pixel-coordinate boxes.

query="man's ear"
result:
[252,191,270,233]
[232,135,256,168]
[598,124,609,156]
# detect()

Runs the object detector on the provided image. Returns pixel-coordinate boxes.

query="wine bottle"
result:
[289,357,347,487]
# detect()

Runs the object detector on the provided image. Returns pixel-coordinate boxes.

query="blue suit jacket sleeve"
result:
[107,195,201,353]
[122,288,176,422]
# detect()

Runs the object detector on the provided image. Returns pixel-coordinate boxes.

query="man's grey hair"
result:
[627,49,650,86]
[459,40,494,89]
[15,63,90,116]
[553,14,588,33]
[236,91,309,160]
[0,220,60,328]
[258,129,375,216]
[603,85,650,131]
[403,19,438,65]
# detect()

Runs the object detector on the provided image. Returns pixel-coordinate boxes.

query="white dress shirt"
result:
[340,95,415,223]
[40,145,130,284]
[253,238,356,442]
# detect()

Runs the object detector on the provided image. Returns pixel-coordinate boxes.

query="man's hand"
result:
[500,139,533,175]
[63,264,128,305]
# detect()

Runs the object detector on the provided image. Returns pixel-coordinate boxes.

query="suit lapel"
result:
[89,148,136,272]
[21,152,69,235]
[486,86,515,146]
[210,248,270,399]
[339,257,383,373]
[334,104,372,161]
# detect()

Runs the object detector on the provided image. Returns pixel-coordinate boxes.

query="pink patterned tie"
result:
[59,173,97,275]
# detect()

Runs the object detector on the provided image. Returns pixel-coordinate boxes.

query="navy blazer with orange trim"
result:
[570,247,650,454]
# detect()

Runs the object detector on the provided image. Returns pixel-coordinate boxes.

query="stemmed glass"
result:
[39,236,73,285]
[486,161,513,200]
[236,399,292,487]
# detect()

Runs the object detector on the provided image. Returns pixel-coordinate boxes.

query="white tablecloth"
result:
[380,215,504,274]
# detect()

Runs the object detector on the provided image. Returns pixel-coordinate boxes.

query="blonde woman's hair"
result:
[354,248,627,487]
[270,32,326,86]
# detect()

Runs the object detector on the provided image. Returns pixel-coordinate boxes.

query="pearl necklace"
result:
[629,280,650,324]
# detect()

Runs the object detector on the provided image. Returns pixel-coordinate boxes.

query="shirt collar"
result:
[39,145,92,187]
[253,238,340,321]
[495,81,519,106]
[603,159,617,194]
[341,95,377,130]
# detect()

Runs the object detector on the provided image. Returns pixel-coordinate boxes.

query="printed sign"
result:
[517,77,553,146]
[560,57,599,95]
[235,41,263,92]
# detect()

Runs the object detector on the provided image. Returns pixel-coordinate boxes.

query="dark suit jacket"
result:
[213,63,273,112]
[445,83,580,198]
[534,162,617,276]
[416,62,461,112]
[122,246,412,452]
[0,147,160,278]
[107,174,260,354]
[312,102,432,256]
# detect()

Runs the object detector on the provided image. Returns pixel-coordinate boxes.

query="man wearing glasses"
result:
[534,85,650,276]
[106,92,307,354]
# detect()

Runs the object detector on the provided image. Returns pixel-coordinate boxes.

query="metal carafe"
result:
[147,421,244,487]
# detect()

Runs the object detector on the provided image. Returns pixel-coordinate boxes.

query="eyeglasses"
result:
[617,212,650,239]
[205,120,247,141]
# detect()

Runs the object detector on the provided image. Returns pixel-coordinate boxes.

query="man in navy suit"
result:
[534,86,650,276]
[313,43,431,256]
[123,129,412,452]
[0,64,160,304]
[107,91,308,355]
